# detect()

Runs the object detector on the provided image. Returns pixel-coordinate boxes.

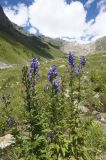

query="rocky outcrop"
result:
[42,33,106,55]
[95,36,106,52]
[61,41,95,55]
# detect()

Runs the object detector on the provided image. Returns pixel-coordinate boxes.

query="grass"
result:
[86,52,106,111]
[0,31,64,64]
[0,52,106,114]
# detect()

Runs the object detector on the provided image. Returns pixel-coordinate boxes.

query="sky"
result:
[0,0,106,43]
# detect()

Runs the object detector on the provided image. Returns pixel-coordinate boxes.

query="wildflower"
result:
[69,52,75,66]
[30,58,39,79]
[53,79,61,93]
[74,65,80,76]
[53,79,59,87]
[48,68,53,81]
[80,56,86,66]
[48,65,58,81]
[45,83,50,90]
[6,118,16,126]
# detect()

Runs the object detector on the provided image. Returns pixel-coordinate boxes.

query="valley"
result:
[0,4,106,160]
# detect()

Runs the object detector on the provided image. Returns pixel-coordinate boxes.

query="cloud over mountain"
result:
[4,3,28,26]
[3,0,106,42]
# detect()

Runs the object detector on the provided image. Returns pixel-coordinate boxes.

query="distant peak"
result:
[0,4,13,29]
[0,4,5,16]
[0,4,3,11]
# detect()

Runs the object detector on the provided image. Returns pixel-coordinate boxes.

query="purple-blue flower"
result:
[80,56,86,66]
[6,118,16,126]
[69,52,75,66]
[48,65,58,81]
[45,83,50,90]
[30,58,40,80]
[53,79,59,87]
[53,79,61,93]
[74,65,80,76]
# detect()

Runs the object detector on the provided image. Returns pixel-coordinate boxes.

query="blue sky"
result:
[0,0,33,6]
[0,0,106,42]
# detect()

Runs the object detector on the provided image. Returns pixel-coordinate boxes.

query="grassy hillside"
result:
[0,31,64,64]
[0,52,106,112]
[85,51,106,112]
[87,51,106,93]
[0,52,106,159]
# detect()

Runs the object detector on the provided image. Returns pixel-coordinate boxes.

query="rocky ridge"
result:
[42,35,106,56]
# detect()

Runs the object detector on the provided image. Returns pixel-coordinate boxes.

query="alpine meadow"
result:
[0,1,106,160]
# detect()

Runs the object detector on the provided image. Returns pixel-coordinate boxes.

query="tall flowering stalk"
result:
[44,65,68,159]
[74,56,86,103]
[47,65,60,95]
[67,52,75,102]
[0,95,16,135]
[17,58,47,159]
[46,65,61,125]
[67,53,86,160]
[22,58,42,138]
[22,59,42,139]
[69,52,75,66]
[30,58,40,87]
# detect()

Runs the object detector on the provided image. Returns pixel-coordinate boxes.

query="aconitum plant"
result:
[67,52,86,103]
[45,83,50,90]
[67,53,76,102]
[74,64,81,77]
[1,55,104,160]
[29,58,40,88]
[67,53,87,159]
[69,52,75,66]
[19,61,45,159]
[30,58,40,80]
[6,117,16,126]
[53,79,61,93]
[46,65,61,94]
[80,56,86,66]
[45,65,62,124]
[22,63,42,137]
[48,65,58,81]
[68,53,86,78]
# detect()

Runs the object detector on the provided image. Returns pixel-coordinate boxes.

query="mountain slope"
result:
[43,36,106,55]
[0,5,63,64]
[95,37,106,52]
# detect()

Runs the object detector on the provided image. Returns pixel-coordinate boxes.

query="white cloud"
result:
[91,10,106,39]
[29,0,87,39]
[28,27,38,34]
[2,0,106,43]
[4,3,28,26]
[84,0,106,41]
[97,0,106,12]
[85,0,95,8]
